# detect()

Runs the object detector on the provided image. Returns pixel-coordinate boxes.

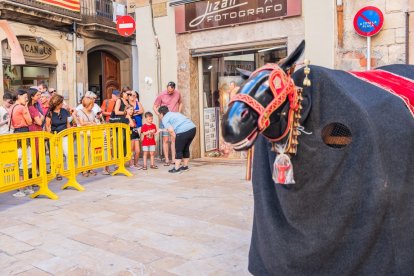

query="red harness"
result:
[229,64,299,142]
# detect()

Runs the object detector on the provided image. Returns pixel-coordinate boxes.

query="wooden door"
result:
[102,52,120,101]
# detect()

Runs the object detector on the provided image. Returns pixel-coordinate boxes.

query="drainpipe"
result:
[336,0,344,48]
[149,0,161,95]
[73,22,78,104]
[131,39,139,91]
[406,10,410,64]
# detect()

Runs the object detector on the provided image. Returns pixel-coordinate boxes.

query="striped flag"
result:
[37,0,80,12]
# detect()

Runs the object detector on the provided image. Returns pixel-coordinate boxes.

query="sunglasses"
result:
[6,100,14,104]
[126,93,132,96]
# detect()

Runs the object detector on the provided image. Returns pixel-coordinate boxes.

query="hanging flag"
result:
[37,0,80,12]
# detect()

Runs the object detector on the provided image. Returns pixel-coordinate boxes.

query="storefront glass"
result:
[201,48,287,159]
[3,65,53,91]
[2,37,57,92]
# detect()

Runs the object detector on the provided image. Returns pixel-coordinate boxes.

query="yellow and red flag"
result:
[37,0,80,12]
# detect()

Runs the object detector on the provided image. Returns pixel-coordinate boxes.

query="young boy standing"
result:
[141,112,158,170]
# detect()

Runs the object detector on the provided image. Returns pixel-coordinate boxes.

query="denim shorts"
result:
[159,122,170,137]
[142,145,156,152]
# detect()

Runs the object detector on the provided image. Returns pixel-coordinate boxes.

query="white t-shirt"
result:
[18,146,32,169]
[0,105,10,135]
[76,103,101,115]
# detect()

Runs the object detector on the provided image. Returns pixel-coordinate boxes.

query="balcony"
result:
[0,0,81,31]
[0,0,132,41]
[80,0,134,41]
[82,0,114,27]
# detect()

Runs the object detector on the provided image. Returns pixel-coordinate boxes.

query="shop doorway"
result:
[201,47,287,159]
[87,51,120,105]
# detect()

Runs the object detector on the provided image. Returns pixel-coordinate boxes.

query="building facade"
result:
[135,0,413,160]
[0,0,136,107]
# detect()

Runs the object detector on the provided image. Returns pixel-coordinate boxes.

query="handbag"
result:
[109,99,125,123]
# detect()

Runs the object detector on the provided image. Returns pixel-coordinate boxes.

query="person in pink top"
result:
[153,81,182,166]
[10,89,32,133]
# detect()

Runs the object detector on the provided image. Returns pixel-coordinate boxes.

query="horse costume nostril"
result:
[241,109,249,119]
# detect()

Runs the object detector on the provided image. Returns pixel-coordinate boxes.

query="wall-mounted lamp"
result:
[35,36,44,44]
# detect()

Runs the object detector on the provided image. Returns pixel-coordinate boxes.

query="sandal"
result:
[56,175,63,181]
[142,166,147,170]
[163,162,170,166]
[150,165,158,169]
[89,170,97,176]
[102,170,111,175]
[82,171,89,177]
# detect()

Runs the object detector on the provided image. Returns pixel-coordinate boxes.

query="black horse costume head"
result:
[222,40,311,152]
[222,41,414,274]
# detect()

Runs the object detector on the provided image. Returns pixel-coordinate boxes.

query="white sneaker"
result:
[13,191,26,197]
[24,187,35,195]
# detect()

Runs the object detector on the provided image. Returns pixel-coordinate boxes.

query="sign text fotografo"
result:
[184,0,288,31]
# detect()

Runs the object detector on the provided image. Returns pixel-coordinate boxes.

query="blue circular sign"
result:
[353,6,384,37]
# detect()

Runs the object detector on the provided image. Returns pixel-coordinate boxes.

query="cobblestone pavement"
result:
[0,160,253,275]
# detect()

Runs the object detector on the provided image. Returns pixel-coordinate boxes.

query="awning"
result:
[190,39,287,57]
[169,0,202,7]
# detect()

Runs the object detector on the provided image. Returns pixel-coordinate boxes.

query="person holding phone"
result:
[10,89,32,133]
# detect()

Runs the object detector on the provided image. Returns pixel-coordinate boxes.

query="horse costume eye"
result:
[321,122,352,149]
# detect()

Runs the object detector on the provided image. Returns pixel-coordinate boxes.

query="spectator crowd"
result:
[0,81,197,197]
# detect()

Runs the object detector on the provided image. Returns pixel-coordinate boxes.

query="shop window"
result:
[3,65,54,91]
[201,47,287,159]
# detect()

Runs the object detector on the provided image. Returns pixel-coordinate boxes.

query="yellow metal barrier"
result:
[54,123,132,191]
[1,124,132,199]
[0,132,58,200]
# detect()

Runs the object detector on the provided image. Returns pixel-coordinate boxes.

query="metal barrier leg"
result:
[61,172,85,191]
[112,127,133,177]
[31,137,59,200]
[61,135,85,191]
[31,180,59,200]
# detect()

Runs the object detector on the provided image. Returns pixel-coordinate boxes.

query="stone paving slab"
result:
[0,160,253,275]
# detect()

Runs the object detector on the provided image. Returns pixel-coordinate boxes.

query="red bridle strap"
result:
[230,94,265,115]
[258,67,297,131]
[229,63,299,142]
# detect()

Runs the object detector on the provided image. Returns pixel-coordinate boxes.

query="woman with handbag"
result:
[110,87,132,158]
[45,94,71,182]
[76,96,98,177]
[10,89,33,197]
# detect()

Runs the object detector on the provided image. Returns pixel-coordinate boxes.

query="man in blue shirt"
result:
[158,106,196,173]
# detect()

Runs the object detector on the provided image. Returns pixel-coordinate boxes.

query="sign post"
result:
[353,6,384,70]
[116,15,136,37]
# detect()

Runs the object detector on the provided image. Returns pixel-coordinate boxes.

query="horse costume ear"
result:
[236,68,252,80]
[279,40,305,73]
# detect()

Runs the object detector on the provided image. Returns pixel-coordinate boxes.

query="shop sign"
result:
[175,0,301,33]
[1,37,57,64]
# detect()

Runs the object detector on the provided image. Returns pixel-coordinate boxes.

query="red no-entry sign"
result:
[116,15,136,37]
